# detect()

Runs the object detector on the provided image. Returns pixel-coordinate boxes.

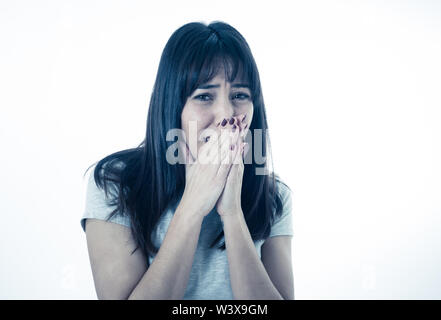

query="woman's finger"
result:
[217,141,237,178]
[178,141,195,166]
[218,126,240,166]
[197,133,219,164]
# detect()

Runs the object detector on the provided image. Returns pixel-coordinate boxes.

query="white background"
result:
[1,0,440,299]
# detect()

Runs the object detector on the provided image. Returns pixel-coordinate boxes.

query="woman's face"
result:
[181,71,254,160]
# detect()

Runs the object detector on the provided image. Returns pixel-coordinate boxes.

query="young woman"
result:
[81,21,294,300]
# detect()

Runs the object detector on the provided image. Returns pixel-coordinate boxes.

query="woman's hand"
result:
[216,115,250,217]
[178,120,239,218]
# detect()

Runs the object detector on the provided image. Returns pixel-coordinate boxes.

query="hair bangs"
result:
[183,38,255,101]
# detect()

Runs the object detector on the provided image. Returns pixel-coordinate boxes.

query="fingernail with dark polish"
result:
[221,118,227,126]
[232,124,237,131]
[244,124,248,129]
[229,118,235,125]
[242,114,247,121]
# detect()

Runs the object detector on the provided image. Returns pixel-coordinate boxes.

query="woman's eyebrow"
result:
[231,83,250,89]
[197,84,220,89]
[196,83,250,89]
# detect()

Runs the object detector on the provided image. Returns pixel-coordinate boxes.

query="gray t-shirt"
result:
[81,165,293,300]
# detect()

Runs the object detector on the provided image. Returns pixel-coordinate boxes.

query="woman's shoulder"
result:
[269,175,294,237]
[274,175,292,201]
[81,161,130,232]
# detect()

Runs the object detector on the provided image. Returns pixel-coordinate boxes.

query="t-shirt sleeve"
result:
[269,181,293,238]
[80,165,131,232]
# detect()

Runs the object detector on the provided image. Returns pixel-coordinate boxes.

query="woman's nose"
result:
[215,97,235,124]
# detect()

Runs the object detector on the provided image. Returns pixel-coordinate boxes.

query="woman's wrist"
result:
[175,197,206,223]
[220,208,244,224]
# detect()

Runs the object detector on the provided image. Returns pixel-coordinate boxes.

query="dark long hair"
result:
[84,21,289,267]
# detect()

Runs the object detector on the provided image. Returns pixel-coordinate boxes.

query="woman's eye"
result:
[232,93,250,100]
[193,92,250,102]
[194,94,212,102]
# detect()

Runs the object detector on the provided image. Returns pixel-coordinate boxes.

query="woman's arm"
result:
[261,235,294,300]
[85,201,203,300]
[221,211,293,300]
